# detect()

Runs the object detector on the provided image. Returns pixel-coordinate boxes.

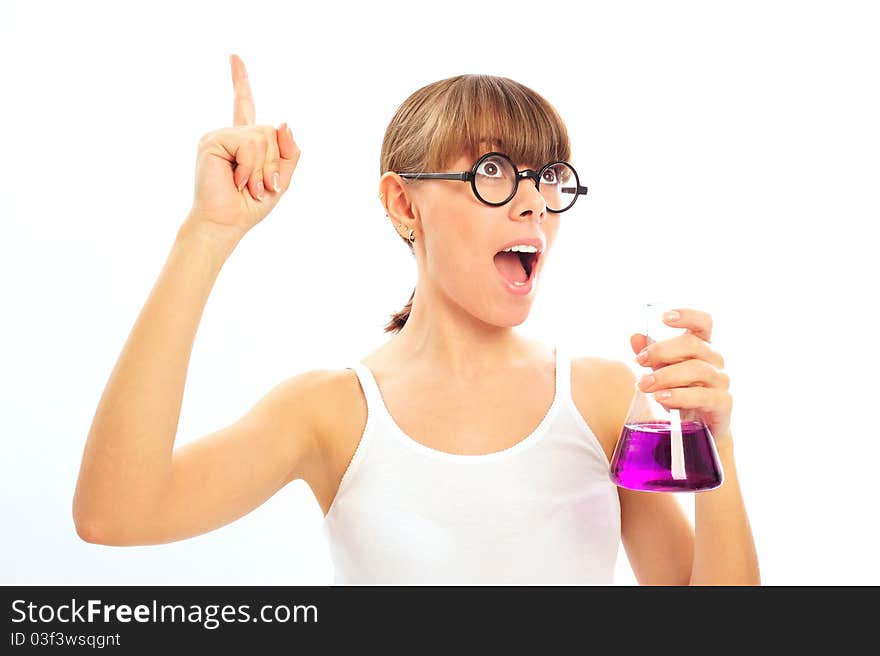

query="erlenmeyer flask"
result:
[609,301,724,492]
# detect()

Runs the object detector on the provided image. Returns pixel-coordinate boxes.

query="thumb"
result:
[630,333,649,355]
[276,122,301,189]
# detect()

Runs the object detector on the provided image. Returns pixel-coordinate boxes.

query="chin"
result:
[487,301,534,328]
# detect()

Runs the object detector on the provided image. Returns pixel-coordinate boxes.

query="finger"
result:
[651,386,729,414]
[662,307,714,343]
[260,125,282,193]
[636,333,723,369]
[231,138,256,193]
[276,122,301,191]
[246,130,269,201]
[230,54,256,127]
[630,333,649,356]
[638,359,727,393]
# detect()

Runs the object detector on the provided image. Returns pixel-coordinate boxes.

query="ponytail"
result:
[384,286,415,334]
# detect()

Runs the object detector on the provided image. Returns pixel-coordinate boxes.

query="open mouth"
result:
[493,249,539,285]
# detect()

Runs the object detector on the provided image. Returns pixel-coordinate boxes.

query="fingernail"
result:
[639,374,655,389]
[664,310,680,322]
[637,347,649,362]
[256,179,264,200]
[237,175,248,192]
[273,172,280,192]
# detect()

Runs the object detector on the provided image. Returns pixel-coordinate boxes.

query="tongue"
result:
[493,251,528,284]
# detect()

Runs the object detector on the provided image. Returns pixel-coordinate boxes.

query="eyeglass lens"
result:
[475,155,578,211]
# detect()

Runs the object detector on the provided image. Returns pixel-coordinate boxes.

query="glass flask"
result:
[609,301,724,492]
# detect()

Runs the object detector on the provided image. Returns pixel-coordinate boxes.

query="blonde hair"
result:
[379,74,572,334]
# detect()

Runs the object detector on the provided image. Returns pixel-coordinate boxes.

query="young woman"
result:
[73,54,759,585]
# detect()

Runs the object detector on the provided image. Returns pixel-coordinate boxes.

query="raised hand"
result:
[185,54,301,245]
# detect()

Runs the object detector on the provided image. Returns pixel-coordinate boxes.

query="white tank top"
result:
[321,343,622,584]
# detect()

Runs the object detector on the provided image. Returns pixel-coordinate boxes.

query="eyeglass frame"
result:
[394,151,588,213]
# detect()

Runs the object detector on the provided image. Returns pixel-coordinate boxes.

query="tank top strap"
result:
[349,362,384,416]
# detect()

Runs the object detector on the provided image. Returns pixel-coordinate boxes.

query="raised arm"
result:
[72,54,306,545]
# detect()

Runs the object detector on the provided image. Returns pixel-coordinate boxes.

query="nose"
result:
[512,170,546,222]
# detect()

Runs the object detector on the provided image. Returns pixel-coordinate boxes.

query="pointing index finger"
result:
[230,53,255,126]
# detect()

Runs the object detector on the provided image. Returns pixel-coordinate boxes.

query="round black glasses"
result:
[396,151,588,213]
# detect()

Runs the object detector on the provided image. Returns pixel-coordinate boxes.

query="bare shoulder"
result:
[569,354,637,461]
[282,367,367,514]
[305,366,367,444]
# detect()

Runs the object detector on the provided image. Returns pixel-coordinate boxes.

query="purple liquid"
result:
[609,420,723,492]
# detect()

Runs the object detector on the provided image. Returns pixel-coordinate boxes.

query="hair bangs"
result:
[425,75,571,173]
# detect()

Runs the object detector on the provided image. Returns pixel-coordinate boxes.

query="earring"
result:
[397,222,415,243]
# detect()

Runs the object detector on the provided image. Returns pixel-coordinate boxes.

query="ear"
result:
[379,172,417,222]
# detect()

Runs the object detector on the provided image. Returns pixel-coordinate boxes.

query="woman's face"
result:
[400,147,560,327]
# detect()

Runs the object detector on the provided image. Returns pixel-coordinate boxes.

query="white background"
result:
[2,0,877,585]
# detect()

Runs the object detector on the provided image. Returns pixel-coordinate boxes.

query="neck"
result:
[387,279,538,381]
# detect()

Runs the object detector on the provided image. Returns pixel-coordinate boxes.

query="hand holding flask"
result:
[609,302,726,492]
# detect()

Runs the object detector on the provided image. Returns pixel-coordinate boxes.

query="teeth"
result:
[501,245,539,253]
